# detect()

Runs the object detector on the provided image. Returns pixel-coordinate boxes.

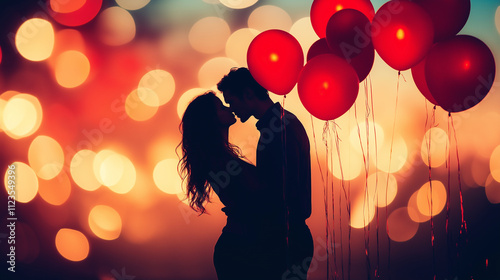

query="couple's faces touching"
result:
[222,90,252,123]
[214,97,236,127]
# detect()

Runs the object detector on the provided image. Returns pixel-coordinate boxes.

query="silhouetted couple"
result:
[179,68,313,280]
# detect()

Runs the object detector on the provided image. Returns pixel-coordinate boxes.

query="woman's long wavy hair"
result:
[178,91,241,214]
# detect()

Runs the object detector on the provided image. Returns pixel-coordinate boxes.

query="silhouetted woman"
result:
[179,91,272,280]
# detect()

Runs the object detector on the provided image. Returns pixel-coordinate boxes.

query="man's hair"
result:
[217,67,269,100]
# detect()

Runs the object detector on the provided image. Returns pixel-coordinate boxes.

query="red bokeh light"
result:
[48,0,103,27]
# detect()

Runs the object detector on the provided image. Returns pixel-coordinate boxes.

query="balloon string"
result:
[365,75,380,279]
[450,114,467,262]
[426,104,436,280]
[445,112,455,278]
[450,114,466,234]
[310,116,333,279]
[328,122,338,280]
[386,70,402,279]
[368,76,381,279]
[354,95,371,280]
[324,121,333,280]
[330,129,337,280]
[332,120,349,280]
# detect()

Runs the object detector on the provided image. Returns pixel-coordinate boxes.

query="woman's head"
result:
[179,91,239,213]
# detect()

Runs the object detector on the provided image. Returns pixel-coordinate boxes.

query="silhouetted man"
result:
[217,67,313,280]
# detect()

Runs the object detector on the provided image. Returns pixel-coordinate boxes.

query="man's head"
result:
[217,67,269,123]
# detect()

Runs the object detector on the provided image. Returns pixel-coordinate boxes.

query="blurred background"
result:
[0,0,499,279]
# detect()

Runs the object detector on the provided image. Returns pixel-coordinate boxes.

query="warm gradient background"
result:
[0,0,500,279]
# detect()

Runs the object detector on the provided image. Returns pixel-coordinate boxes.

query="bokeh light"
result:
[219,0,258,9]
[225,28,259,67]
[416,180,447,217]
[177,88,207,119]
[70,150,101,191]
[2,93,43,139]
[349,121,385,156]
[366,172,398,207]
[4,162,39,203]
[0,94,10,132]
[248,5,292,32]
[55,228,89,262]
[93,150,117,185]
[88,205,122,240]
[55,50,90,88]
[387,207,419,242]
[421,127,449,168]
[290,17,318,60]
[15,18,55,61]
[138,69,175,106]
[50,29,86,69]
[92,150,136,194]
[350,193,376,228]
[328,144,363,181]
[471,156,490,186]
[407,190,430,223]
[50,0,86,13]
[38,171,71,206]
[485,174,500,204]
[189,17,230,54]
[198,57,239,89]
[136,87,160,108]
[99,153,125,187]
[28,135,64,180]
[154,159,183,194]
[0,91,20,133]
[106,154,136,194]
[49,0,102,27]
[98,6,136,46]
[490,144,500,182]
[125,88,159,121]
[376,134,408,173]
[116,0,150,10]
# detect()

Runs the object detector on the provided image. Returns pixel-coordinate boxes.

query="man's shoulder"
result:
[283,109,305,128]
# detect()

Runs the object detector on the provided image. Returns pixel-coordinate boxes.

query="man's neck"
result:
[253,99,275,120]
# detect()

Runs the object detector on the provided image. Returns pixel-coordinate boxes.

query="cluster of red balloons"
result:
[372,0,495,113]
[247,0,495,120]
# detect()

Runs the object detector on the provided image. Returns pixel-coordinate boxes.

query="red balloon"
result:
[48,0,103,27]
[411,57,438,105]
[307,38,331,62]
[310,0,375,38]
[326,9,371,60]
[307,38,374,83]
[411,0,470,42]
[342,42,374,83]
[425,35,496,113]
[247,30,304,95]
[371,0,434,71]
[298,54,359,120]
